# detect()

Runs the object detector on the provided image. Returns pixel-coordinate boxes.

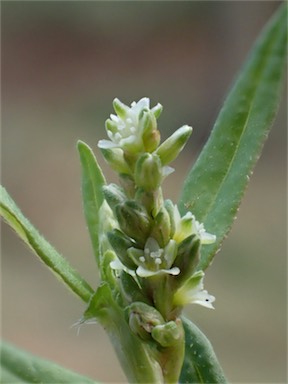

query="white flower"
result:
[172,205,216,244]
[173,270,215,309]
[98,98,161,153]
[110,237,180,278]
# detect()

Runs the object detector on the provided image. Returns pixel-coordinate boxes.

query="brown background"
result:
[2,1,287,383]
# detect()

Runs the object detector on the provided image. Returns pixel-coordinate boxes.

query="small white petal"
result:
[98,139,118,149]
[110,114,119,122]
[200,233,216,244]
[133,97,150,111]
[162,166,175,177]
[120,135,137,145]
[107,130,114,140]
[192,291,215,309]
[136,265,180,278]
[173,270,215,309]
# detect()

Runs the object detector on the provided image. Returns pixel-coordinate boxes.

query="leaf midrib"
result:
[200,24,277,225]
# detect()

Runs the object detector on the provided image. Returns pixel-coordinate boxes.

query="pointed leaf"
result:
[0,186,94,303]
[179,4,287,270]
[77,140,106,266]
[0,341,98,383]
[180,317,227,384]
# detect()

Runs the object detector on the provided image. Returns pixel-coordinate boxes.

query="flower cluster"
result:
[98,98,215,321]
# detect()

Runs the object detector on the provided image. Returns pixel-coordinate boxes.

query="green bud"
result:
[129,312,152,341]
[113,98,129,119]
[164,199,176,238]
[120,271,150,304]
[134,153,162,192]
[150,206,171,248]
[115,201,151,246]
[156,125,193,165]
[107,229,137,269]
[128,302,164,336]
[98,201,119,254]
[151,321,182,347]
[102,183,127,212]
[135,188,163,215]
[174,235,200,285]
[100,147,131,175]
[143,129,161,153]
[140,111,161,153]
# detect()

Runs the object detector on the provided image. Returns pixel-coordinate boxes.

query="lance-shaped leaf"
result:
[77,140,106,266]
[180,317,227,384]
[179,4,287,270]
[0,341,98,383]
[0,186,94,303]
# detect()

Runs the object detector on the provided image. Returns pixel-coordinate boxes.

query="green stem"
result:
[84,284,164,383]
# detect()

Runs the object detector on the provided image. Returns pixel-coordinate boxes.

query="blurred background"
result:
[2,1,286,383]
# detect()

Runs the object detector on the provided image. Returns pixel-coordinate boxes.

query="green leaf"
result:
[77,140,106,267]
[180,317,227,384]
[179,4,287,270]
[0,341,98,383]
[0,186,94,303]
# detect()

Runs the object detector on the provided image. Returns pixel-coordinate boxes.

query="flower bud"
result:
[135,188,163,216]
[107,229,137,269]
[164,199,176,237]
[100,147,131,175]
[129,312,152,341]
[105,118,119,136]
[140,111,161,152]
[174,235,200,285]
[128,301,164,341]
[134,153,162,192]
[113,98,130,119]
[115,201,151,246]
[98,200,119,254]
[143,129,161,153]
[102,184,127,212]
[150,206,171,247]
[156,125,192,165]
[151,320,182,347]
[120,271,149,304]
